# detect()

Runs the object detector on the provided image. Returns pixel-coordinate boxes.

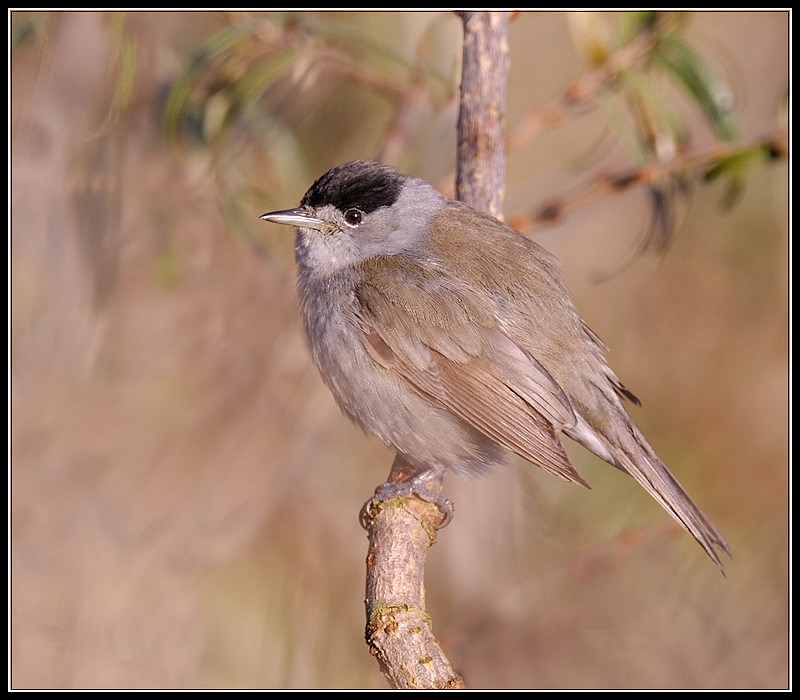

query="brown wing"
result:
[355,256,588,487]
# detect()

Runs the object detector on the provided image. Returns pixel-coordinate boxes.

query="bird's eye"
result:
[343,208,364,227]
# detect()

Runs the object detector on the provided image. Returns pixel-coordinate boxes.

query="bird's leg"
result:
[359,453,454,529]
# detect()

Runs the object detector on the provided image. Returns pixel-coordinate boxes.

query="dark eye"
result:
[343,208,363,226]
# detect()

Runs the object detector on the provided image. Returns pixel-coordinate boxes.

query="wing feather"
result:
[356,258,587,486]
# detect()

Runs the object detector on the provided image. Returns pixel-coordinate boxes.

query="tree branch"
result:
[504,28,658,151]
[362,496,464,690]
[507,131,787,235]
[361,11,511,690]
[455,10,510,218]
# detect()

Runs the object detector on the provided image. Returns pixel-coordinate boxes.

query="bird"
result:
[260,160,731,571]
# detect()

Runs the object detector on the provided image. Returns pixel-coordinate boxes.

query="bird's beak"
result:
[259,208,325,229]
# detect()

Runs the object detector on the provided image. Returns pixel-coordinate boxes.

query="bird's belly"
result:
[304,312,502,476]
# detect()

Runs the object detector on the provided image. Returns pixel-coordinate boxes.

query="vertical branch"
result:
[363,11,511,689]
[456,11,511,218]
[363,497,464,690]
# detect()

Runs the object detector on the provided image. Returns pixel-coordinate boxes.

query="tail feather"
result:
[567,406,731,571]
[606,420,731,572]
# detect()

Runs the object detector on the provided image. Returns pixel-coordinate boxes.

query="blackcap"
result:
[260,160,730,570]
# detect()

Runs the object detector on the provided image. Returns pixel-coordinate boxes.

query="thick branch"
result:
[362,497,464,690]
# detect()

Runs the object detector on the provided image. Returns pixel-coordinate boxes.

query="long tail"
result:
[608,420,730,571]
[569,410,731,572]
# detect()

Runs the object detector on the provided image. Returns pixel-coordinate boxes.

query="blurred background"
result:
[10,11,788,690]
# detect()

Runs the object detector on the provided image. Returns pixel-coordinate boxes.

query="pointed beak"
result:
[259,208,325,229]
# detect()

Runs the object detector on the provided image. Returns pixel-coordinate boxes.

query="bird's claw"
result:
[359,477,454,530]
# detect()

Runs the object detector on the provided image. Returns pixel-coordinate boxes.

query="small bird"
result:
[260,160,730,570]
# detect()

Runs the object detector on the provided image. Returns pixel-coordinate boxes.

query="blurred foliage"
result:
[153,11,463,255]
[161,12,455,148]
[153,10,785,250]
[106,12,139,124]
[566,11,781,249]
[570,11,737,150]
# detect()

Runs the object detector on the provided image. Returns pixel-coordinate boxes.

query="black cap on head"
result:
[300,161,404,215]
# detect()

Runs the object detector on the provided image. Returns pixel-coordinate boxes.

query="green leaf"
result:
[616,10,661,44]
[702,145,774,210]
[108,12,138,116]
[162,24,254,145]
[650,34,738,141]
[223,47,297,131]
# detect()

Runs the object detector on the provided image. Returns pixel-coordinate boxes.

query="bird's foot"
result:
[359,475,454,530]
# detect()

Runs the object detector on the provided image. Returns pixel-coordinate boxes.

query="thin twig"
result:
[505,30,658,151]
[507,131,786,234]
